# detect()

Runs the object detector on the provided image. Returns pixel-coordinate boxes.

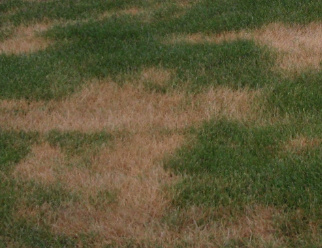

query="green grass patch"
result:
[163,0,322,33]
[165,117,321,246]
[168,120,321,211]
[268,71,322,116]
[46,130,112,155]
[45,130,112,168]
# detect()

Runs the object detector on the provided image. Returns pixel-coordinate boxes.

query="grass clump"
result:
[46,130,112,155]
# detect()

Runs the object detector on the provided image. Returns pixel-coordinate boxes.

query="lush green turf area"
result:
[0,0,321,247]
[168,120,321,213]
[1,0,321,100]
[163,0,322,33]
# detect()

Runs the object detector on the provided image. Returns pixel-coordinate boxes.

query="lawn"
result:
[0,0,321,247]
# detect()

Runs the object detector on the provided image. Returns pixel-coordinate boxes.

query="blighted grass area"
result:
[0,0,321,247]
[164,22,322,73]
[0,23,51,54]
[0,79,258,132]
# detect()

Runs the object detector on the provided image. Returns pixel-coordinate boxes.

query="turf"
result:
[0,0,321,247]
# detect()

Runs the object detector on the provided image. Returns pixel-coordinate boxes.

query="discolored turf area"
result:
[0,0,321,247]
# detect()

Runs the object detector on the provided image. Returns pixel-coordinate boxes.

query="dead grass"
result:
[13,143,64,184]
[53,133,183,238]
[166,31,250,45]
[254,23,322,71]
[97,7,145,21]
[14,132,184,244]
[0,23,52,54]
[14,142,280,246]
[285,136,321,154]
[3,4,319,246]
[98,1,197,23]
[140,67,173,88]
[165,22,322,72]
[9,69,262,246]
[0,79,259,132]
[224,206,275,242]
[171,0,199,19]
[163,205,278,247]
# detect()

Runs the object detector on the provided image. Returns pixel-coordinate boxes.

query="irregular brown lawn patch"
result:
[9,73,261,246]
[15,143,280,246]
[0,23,52,54]
[166,31,250,44]
[140,67,173,88]
[121,7,143,16]
[0,79,259,132]
[53,133,183,240]
[165,22,322,72]
[98,7,145,21]
[285,136,321,154]
[14,132,184,245]
[254,23,322,71]
[224,206,275,242]
[13,143,64,184]
[156,205,278,247]
[98,1,197,23]
[170,0,199,19]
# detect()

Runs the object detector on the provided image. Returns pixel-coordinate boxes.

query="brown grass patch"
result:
[8,68,260,245]
[253,23,322,71]
[13,143,64,184]
[140,67,172,84]
[0,23,52,54]
[121,7,143,16]
[224,206,275,242]
[14,132,184,245]
[165,22,322,71]
[98,7,145,21]
[285,136,321,154]
[52,133,183,239]
[15,142,280,246]
[98,1,197,23]
[0,80,258,132]
[155,205,278,247]
[166,31,250,45]
[139,67,173,89]
[10,76,260,245]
